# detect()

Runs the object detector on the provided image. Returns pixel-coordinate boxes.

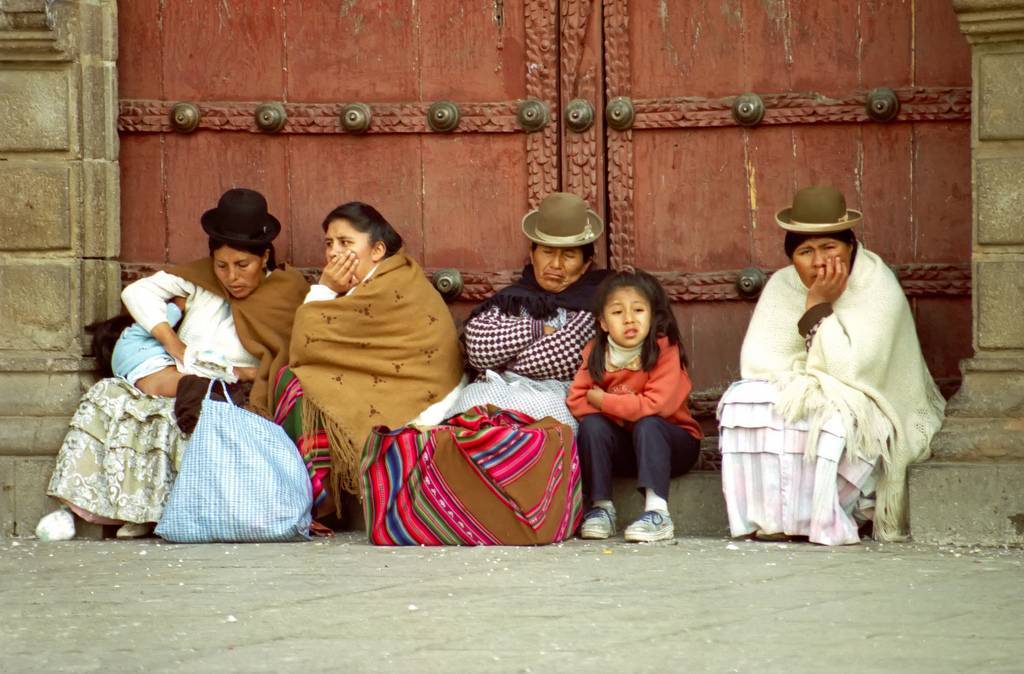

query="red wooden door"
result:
[118,0,561,303]
[117,1,973,430]
[596,0,973,424]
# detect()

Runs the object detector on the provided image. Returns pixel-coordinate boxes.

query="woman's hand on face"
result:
[806,256,849,309]
[586,386,605,409]
[319,250,359,295]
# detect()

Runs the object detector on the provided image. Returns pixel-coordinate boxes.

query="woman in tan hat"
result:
[450,192,610,429]
[717,186,945,544]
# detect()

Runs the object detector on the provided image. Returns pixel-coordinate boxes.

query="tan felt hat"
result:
[522,192,604,247]
[775,185,862,234]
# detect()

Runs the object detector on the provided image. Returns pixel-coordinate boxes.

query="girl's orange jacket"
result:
[567,336,703,439]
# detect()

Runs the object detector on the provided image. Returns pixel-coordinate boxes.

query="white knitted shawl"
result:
[740,246,945,540]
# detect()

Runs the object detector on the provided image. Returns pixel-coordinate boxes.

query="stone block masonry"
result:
[911,0,1024,546]
[0,0,120,536]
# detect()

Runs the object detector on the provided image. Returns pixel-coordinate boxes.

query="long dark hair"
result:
[208,238,278,271]
[86,314,135,378]
[586,270,687,383]
[321,201,403,258]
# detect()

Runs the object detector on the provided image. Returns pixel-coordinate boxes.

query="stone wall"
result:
[0,0,120,536]
[910,0,1024,546]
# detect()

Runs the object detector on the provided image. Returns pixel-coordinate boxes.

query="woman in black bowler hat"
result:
[40,188,309,540]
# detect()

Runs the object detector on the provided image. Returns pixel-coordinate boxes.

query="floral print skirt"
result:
[47,378,185,524]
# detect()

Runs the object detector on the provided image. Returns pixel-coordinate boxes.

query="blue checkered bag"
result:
[156,381,312,543]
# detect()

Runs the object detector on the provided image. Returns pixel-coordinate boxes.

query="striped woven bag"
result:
[361,405,583,546]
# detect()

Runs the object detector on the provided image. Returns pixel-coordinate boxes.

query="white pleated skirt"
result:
[718,380,878,546]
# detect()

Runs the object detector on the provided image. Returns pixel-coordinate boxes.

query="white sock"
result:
[594,499,614,512]
[36,508,75,542]
[644,489,668,514]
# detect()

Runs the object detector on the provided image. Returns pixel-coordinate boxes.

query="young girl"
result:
[567,270,703,542]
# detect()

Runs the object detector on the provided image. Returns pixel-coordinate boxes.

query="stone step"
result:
[611,471,729,535]
[6,438,727,539]
[909,460,1024,547]
[12,471,731,540]
[35,459,1024,547]
[339,472,731,539]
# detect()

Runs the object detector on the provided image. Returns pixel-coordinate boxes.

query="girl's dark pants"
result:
[577,414,700,502]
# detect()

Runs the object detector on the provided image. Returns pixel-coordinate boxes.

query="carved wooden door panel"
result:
[117,0,561,308]
[596,0,974,426]
[117,1,974,431]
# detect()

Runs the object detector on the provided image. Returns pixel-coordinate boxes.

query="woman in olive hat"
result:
[718,186,945,544]
[450,192,610,429]
[41,188,309,540]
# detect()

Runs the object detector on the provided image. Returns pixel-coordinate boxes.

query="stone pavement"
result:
[1,534,1022,674]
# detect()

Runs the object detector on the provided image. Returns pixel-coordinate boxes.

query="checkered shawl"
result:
[469,264,610,321]
[464,306,596,382]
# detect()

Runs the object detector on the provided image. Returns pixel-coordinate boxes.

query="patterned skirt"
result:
[718,380,879,546]
[272,367,334,519]
[47,378,186,524]
[362,406,583,545]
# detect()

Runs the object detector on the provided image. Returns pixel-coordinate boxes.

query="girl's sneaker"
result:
[624,510,674,543]
[579,504,617,539]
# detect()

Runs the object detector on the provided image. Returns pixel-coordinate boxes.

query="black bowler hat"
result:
[200,188,281,246]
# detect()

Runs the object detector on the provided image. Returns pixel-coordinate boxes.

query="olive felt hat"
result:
[521,192,604,247]
[775,185,862,234]
[200,188,281,246]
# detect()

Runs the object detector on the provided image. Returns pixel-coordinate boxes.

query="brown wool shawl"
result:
[170,258,309,418]
[289,251,462,504]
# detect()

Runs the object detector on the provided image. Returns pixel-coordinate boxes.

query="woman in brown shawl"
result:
[273,202,463,523]
[42,189,309,540]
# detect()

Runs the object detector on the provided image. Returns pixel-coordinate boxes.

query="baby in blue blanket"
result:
[111,299,186,386]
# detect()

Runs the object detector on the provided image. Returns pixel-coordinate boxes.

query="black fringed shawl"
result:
[469,264,611,320]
